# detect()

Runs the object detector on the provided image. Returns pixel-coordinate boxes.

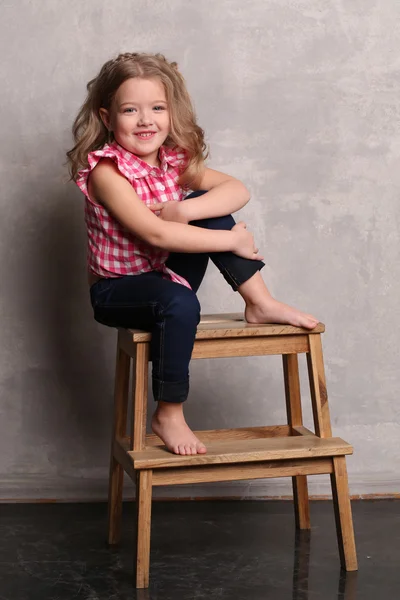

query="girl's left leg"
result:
[176,191,318,329]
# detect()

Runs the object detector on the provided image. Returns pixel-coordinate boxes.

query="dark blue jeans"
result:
[90,191,265,403]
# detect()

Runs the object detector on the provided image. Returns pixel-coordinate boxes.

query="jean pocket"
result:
[90,278,115,308]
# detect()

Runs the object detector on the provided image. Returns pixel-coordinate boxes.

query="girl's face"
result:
[100,77,170,167]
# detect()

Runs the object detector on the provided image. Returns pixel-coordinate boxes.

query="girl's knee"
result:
[162,288,201,324]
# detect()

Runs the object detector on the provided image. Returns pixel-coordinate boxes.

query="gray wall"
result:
[1,0,399,501]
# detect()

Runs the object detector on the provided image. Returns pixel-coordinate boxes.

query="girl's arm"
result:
[88,159,262,260]
[182,168,251,221]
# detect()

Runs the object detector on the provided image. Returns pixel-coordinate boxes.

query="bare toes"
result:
[307,318,319,328]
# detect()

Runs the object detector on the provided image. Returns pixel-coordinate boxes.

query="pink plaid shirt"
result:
[76,141,191,289]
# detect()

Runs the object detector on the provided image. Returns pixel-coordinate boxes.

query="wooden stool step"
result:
[145,424,296,445]
[124,313,326,342]
[128,434,353,470]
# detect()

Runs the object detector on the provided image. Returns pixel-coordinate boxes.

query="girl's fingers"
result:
[149,203,164,211]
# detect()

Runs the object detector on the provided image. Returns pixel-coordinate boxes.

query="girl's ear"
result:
[99,108,111,130]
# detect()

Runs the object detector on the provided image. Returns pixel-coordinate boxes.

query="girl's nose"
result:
[137,111,153,126]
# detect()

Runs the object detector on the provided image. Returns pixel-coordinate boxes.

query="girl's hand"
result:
[231,222,264,261]
[148,201,189,224]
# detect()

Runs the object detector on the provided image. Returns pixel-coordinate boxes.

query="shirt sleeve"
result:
[76,146,133,199]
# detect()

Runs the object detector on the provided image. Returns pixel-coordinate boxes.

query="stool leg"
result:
[107,343,131,545]
[307,334,332,438]
[330,456,358,571]
[283,354,310,529]
[135,469,153,588]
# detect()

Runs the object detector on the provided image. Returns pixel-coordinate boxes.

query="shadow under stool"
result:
[107,313,358,588]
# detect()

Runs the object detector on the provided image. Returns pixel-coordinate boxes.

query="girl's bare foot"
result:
[151,401,207,455]
[245,299,318,329]
[238,272,318,330]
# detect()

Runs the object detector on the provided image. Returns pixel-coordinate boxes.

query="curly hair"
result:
[66,52,208,187]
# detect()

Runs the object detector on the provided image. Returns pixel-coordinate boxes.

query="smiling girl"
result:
[66,52,318,456]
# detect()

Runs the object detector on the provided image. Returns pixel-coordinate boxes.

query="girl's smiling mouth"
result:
[135,131,156,139]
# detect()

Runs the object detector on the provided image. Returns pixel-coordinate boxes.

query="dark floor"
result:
[0,499,399,599]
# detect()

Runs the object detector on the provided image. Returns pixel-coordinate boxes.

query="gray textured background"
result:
[1,0,399,500]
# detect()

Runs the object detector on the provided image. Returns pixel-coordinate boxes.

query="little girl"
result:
[67,52,318,457]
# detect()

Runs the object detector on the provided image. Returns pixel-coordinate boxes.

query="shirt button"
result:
[159,184,165,191]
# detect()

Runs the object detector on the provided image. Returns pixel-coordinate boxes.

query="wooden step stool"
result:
[108,313,357,588]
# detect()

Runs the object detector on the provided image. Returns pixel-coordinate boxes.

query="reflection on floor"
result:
[0,499,398,599]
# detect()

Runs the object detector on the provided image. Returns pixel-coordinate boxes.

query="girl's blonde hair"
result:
[66,52,208,187]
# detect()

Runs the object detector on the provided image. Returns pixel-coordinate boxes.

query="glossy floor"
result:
[0,500,399,599]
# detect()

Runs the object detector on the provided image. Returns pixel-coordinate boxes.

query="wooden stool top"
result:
[127,313,325,342]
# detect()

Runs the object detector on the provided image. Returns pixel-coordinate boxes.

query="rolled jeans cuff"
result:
[218,259,265,291]
[152,377,189,403]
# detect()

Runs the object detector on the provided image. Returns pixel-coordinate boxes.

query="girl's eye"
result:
[123,107,136,113]
[153,106,166,111]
